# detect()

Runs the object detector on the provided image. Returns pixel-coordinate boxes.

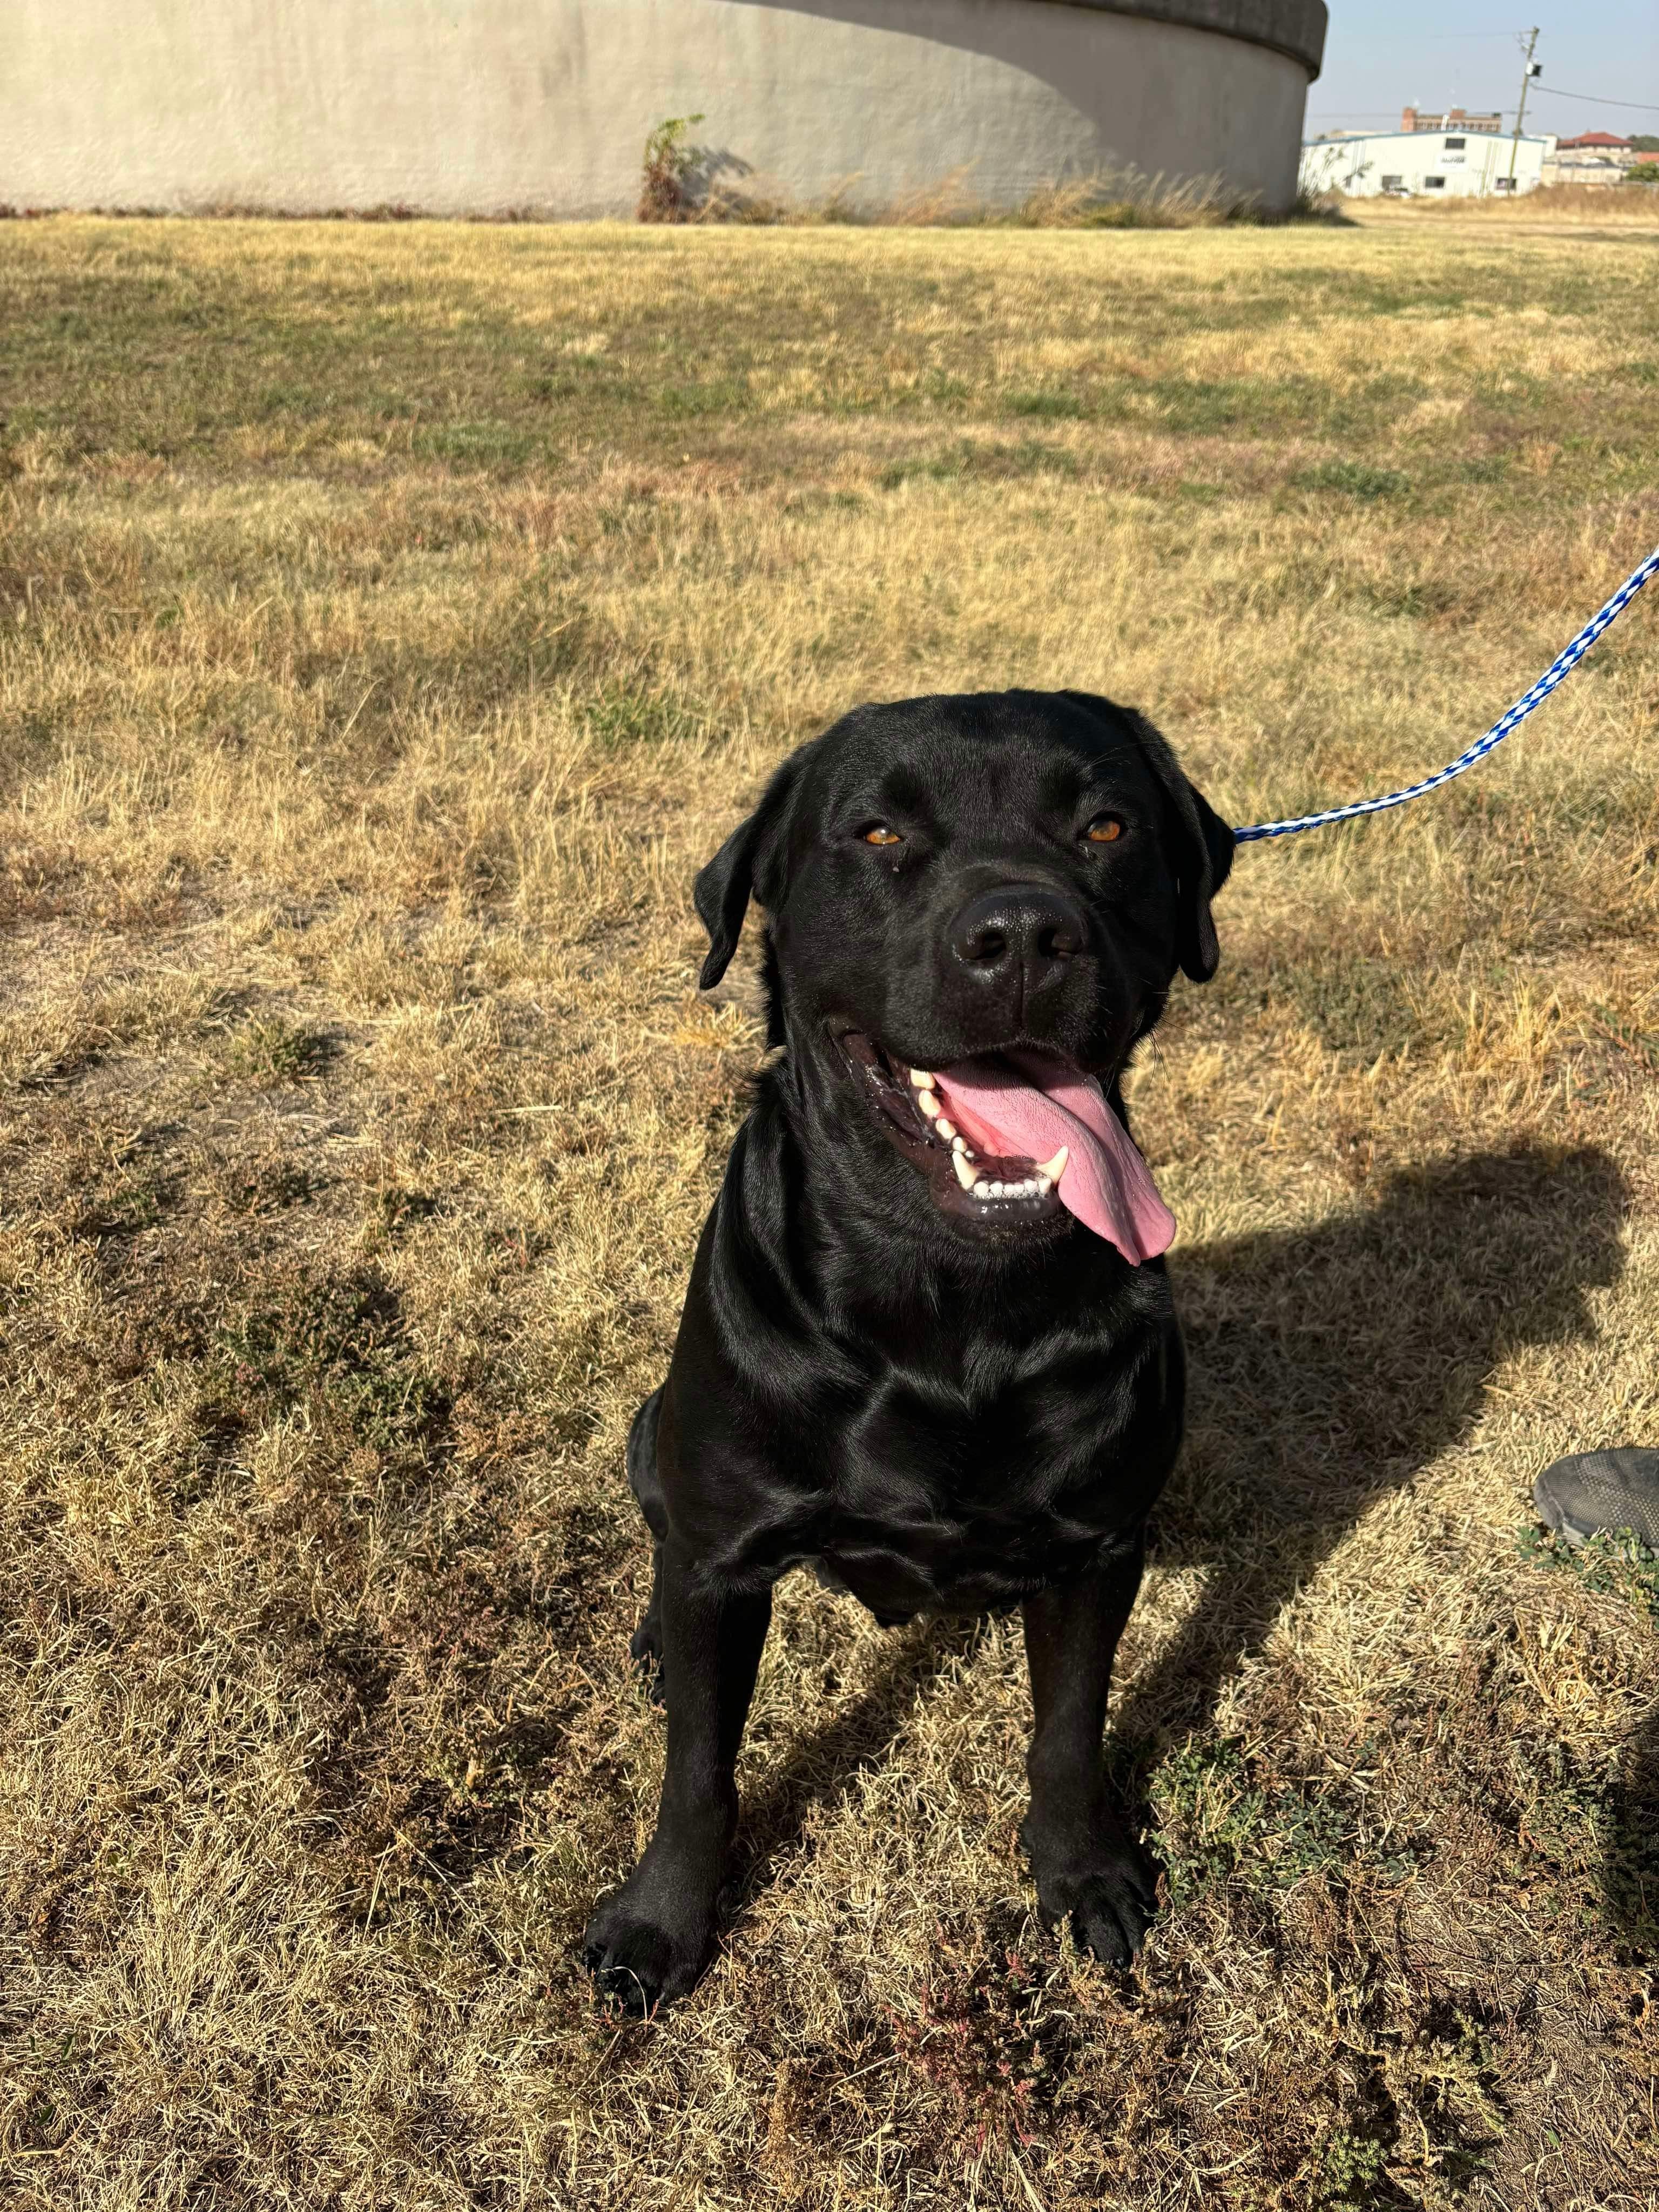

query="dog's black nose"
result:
[947,884,1089,988]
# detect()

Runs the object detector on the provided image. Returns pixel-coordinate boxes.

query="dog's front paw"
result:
[1026,1830,1159,1967]
[582,1882,713,2015]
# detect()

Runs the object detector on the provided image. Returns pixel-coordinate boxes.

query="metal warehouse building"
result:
[1300,127,1557,201]
[4,1,1328,220]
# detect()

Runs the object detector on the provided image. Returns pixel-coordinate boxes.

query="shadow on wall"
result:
[716,0,1314,207]
[684,147,754,205]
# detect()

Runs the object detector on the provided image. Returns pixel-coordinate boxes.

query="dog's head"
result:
[694,691,1233,1252]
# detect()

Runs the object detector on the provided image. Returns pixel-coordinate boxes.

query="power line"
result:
[1311,87,1659,119]
[1308,110,1519,121]
[1530,88,1659,110]
[1335,31,1527,42]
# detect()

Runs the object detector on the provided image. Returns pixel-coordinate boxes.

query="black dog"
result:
[583,690,1234,2013]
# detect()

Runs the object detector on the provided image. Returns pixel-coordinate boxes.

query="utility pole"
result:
[1508,28,1542,187]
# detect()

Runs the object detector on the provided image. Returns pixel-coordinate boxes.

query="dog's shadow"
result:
[733,1143,1630,1899]
[1121,1140,1627,1743]
[1607,1704,1659,1958]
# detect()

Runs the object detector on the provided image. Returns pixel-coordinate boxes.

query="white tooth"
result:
[1036,1145,1069,1183]
[909,1069,936,1090]
[951,1136,969,1154]
[986,1181,1005,1198]
[935,1117,956,1139]
[953,1148,978,1191]
[1035,1175,1053,1196]
[918,1090,940,1119]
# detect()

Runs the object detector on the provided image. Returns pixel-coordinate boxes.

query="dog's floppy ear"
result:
[692,753,804,990]
[1064,695,1235,983]
[1121,707,1234,982]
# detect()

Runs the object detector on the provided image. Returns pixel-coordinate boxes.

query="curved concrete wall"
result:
[1,1,1325,220]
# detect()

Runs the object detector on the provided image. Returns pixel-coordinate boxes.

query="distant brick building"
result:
[1401,106,1502,136]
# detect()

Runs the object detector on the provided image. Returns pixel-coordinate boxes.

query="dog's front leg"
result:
[1020,1542,1158,1965]
[583,1549,771,2014]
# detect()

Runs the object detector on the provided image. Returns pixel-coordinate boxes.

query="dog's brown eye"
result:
[862,825,903,846]
[1085,815,1124,845]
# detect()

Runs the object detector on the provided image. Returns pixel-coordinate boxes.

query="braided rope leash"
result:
[1233,542,1659,844]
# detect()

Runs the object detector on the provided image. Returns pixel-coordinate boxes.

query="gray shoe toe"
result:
[1534,1449,1659,1548]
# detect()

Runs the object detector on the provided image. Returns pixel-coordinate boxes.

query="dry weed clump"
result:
[1,213,1657,2209]
[649,145,1270,230]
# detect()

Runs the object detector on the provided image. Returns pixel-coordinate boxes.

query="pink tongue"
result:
[933,1053,1175,1264]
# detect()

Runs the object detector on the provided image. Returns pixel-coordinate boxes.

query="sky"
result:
[1309,3,1659,137]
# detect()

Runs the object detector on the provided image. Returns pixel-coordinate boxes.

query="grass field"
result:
[2,206,1657,2210]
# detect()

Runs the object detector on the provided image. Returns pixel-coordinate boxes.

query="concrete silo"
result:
[3,1,1327,219]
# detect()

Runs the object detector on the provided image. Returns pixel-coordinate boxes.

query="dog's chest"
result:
[804,1355,1169,1621]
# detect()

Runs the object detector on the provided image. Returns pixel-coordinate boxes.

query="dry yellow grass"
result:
[1351,185,1659,231]
[2,211,1657,2210]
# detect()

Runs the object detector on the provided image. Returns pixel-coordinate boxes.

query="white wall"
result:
[2,0,1318,218]
[1300,130,1553,200]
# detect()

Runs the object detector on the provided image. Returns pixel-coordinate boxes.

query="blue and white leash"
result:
[1233,543,1659,844]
